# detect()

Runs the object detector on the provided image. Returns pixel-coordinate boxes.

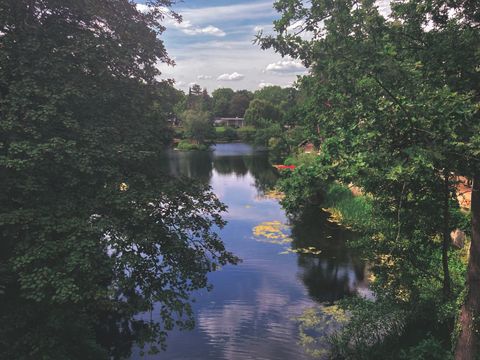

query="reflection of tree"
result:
[290,206,366,304]
[213,156,248,177]
[161,150,213,184]
[1,155,236,359]
[243,154,278,193]
[162,147,278,193]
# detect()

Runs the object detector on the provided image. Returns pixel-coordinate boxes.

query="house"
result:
[214,117,245,128]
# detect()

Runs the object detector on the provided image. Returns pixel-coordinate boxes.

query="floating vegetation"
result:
[279,247,322,255]
[295,305,349,358]
[261,189,285,201]
[252,220,292,244]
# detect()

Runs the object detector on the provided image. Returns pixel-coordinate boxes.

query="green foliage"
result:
[259,0,480,357]
[176,140,210,151]
[254,86,300,126]
[278,157,331,214]
[180,110,215,145]
[399,336,451,360]
[0,1,238,358]
[236,126,256,142]
[254,85,287,104]
[215,126,238,142]
[322,183,374,232]
[253,123,283,146]
[244,99,282,128]
[186,86,212,112]
[229,90,253,117]
[329,298,408,359]
[212,88,235,117]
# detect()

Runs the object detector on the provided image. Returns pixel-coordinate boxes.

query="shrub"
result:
[215,126,238,142]
[237,126,256,142]
[176,140,209,151]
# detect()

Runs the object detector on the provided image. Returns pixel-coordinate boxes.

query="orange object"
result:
[273,165,296,170]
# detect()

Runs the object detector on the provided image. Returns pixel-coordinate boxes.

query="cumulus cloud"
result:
[217,72,245,81]
[258,82,274,88]
[136,4,225,37]
[181,24,226,37]
[197,75,213,80]
[174,20,226,37]
[265,59,306,74]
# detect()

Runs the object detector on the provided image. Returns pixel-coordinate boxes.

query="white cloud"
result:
[254,25,264,32]
[172,20,226,37]
[197,75,213,80]
[258,82,274,88]
[181,24,226,37]
[286,20,305,33]
[137,3,226,37]
[265,59,306,74]
[376,0,392,18]
[217,72,245,81]
[180,1,276,24]
[157,40,301,91]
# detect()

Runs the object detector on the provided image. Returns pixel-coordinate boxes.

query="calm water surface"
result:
[133,143,367,360]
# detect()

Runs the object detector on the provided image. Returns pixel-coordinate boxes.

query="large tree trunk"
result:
[455,175,480,360]
[443,170,451,298]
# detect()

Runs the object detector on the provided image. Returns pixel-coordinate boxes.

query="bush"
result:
[322,182,374,231]
[174,127,186,139]
[278,160,330,214]
[215,126,238,142]
[399,336,451,360]
[237,126,256,142]
[176,140,209,151]
[180,110,215,144]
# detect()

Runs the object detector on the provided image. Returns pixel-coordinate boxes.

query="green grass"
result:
[176,140,209,151]
[236,126,256,142]
[322,182,374,231]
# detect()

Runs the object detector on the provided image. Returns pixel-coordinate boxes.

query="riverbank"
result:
[273,151,471,358]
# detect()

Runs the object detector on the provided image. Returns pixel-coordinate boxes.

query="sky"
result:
[136,0,308,92]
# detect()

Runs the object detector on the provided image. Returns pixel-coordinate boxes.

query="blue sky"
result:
[136,0,308,92]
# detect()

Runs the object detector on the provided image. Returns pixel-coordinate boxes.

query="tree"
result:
[201,88,213,112]
[212,88,235,117]
[244,99,282,128]
[181,110,215,145]
[229,90,253,118]
[0,1,238,358]
[259,0,479,357]
[254,85,287,104]
[186,84,206,111]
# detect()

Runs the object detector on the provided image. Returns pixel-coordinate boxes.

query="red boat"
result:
[273,165,296,170]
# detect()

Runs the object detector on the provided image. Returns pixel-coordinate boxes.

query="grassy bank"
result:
[176,140,210,151]
[322,182,374,232]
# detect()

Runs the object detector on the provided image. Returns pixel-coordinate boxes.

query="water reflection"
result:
[290,206,367,304]
[162,149,213,183]
[134,143,367,360]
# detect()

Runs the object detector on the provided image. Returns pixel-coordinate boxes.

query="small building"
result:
[298,140,316,154]
[214,117,245,128]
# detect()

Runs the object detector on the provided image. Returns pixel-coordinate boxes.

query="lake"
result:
[132,143,368,360]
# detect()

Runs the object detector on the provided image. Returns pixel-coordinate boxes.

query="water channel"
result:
[132,143,368,360]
